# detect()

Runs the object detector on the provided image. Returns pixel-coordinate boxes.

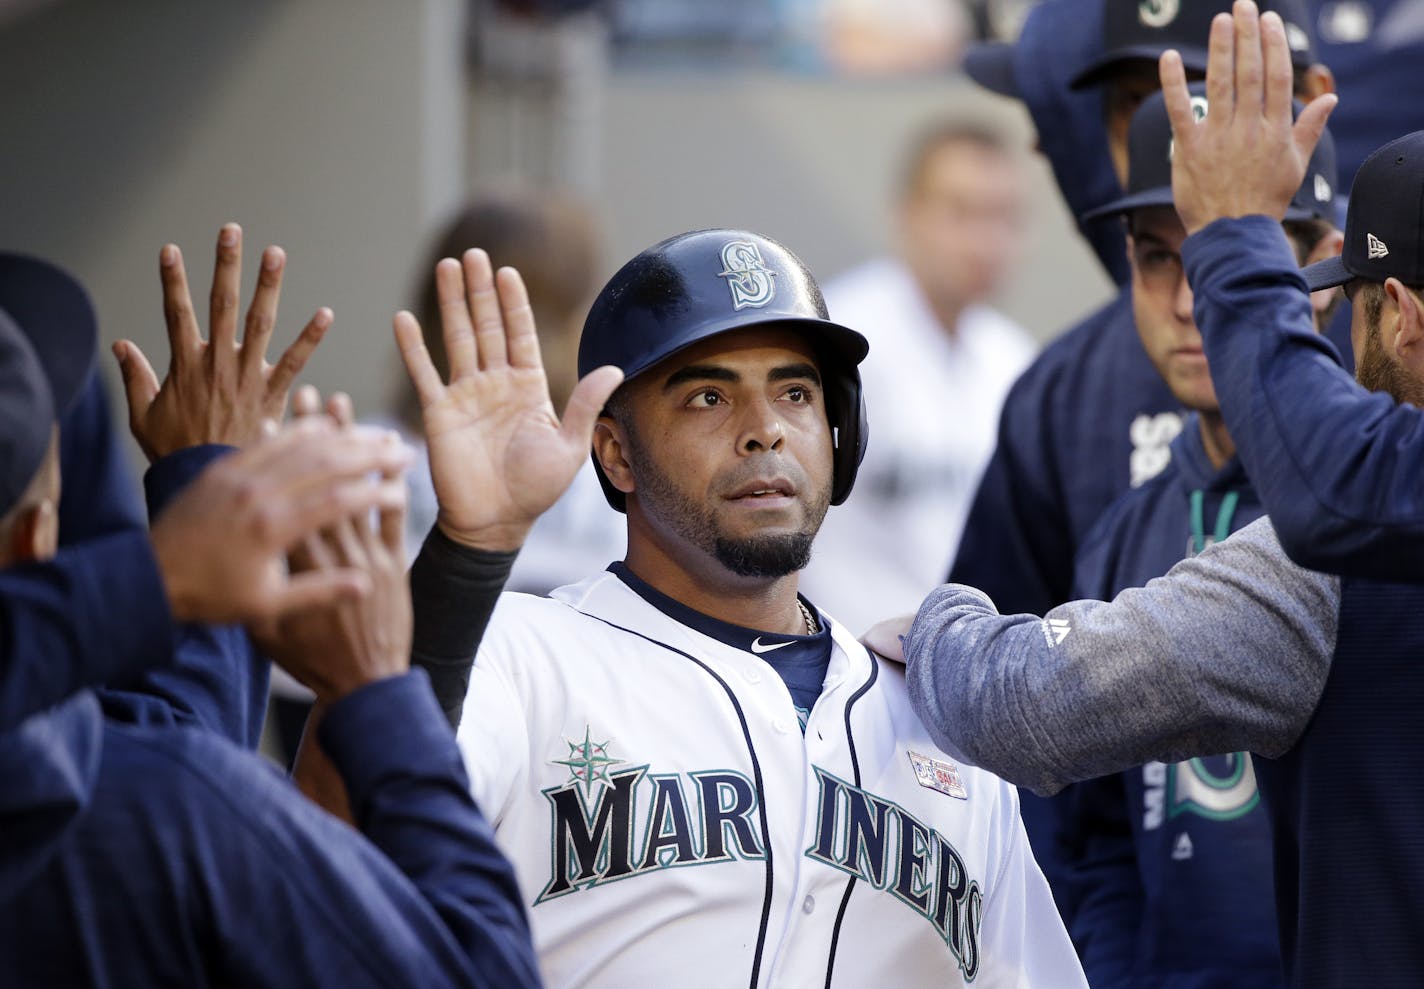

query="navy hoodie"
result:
[0,447,541,988]
[1064,420,1280,988]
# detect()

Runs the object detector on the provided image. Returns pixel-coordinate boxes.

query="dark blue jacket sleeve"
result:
[57,368,145,545]
[0,529,175,732]
[16,675,541,987]
[318,670,540,987]
[1185,215,1424,580]
[98,444,266,748]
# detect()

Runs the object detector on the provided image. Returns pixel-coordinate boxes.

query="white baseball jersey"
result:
[457,570,1084,987]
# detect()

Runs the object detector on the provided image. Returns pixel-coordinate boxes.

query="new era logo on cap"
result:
[1302,130,1424,292]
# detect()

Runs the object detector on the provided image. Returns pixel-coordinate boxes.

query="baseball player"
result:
[395,232,1085,986]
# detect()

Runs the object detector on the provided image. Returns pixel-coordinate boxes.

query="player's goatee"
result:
[713,531,815,578]
[627,438,830,578]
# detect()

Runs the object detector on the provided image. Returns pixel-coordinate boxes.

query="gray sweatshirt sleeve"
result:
[904,517,1339,796]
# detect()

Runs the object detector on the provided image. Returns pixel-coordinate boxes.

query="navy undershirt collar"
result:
[609,562,833,728]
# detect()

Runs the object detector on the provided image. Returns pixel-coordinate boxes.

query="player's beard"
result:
[1357,303,1424,406]
[625,432,830,579]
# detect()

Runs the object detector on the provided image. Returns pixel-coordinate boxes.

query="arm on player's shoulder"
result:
[907,517,1339,795]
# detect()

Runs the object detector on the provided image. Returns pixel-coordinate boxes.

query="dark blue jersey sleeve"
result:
[1185,215,1424,580]
[58,368,144,545]
[0,530,175,732]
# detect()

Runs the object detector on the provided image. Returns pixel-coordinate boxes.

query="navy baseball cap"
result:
[1082,83,1337,223]
[0,252,99,515]
[963,42,1021,99]
[1070,0,1317,90]
[1302,131,1424,291]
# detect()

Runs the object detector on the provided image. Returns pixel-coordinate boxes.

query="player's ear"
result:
[593,416,636,497]
[1306,228,1345,320]
[1299,63,1336,100]
[1386,279,1424,362]
[7,499,56,565]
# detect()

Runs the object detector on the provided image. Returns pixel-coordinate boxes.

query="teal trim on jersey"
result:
[1189,489,1241,555]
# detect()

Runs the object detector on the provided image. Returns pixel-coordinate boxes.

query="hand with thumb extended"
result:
[396,248,622,553]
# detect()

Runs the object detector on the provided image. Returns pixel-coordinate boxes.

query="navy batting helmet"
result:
[578,228,869,512]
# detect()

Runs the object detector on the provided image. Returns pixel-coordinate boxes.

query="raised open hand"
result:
[114,223,331,461]
[1160,1,1336,236]
[395,248,622,552]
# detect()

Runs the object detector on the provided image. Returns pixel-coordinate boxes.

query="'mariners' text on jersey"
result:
[539,763,983,978]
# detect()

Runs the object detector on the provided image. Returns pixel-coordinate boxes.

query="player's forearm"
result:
[319,670,540,987]
[409,525,518,729]
[1188,216,1424,578]
[907,520,1338,795]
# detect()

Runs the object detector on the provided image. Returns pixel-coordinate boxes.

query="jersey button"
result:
[743,668,763,684]
[802,894,815,915]
[773,717,792,734]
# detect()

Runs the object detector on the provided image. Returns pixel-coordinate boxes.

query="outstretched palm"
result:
[395,249,622,552]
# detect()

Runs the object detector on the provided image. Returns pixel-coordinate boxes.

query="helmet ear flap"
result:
[827,362,868,507]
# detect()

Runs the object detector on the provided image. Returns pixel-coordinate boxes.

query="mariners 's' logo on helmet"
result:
[717,241,777,311]
[1139,0,1179,28]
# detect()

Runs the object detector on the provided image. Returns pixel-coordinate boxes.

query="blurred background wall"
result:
[0,0,1111,468]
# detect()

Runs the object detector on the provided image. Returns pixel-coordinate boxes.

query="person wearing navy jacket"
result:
[949,0,1336,907]
[1054,83,1340,987]
[0,229,542,987]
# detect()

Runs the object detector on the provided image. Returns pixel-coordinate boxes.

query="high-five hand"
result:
[1160,0,1337,236]
[114,223,331,461]
[395,248,622,552]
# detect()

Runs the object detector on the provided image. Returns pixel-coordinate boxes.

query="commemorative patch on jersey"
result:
[907,750,968,800]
